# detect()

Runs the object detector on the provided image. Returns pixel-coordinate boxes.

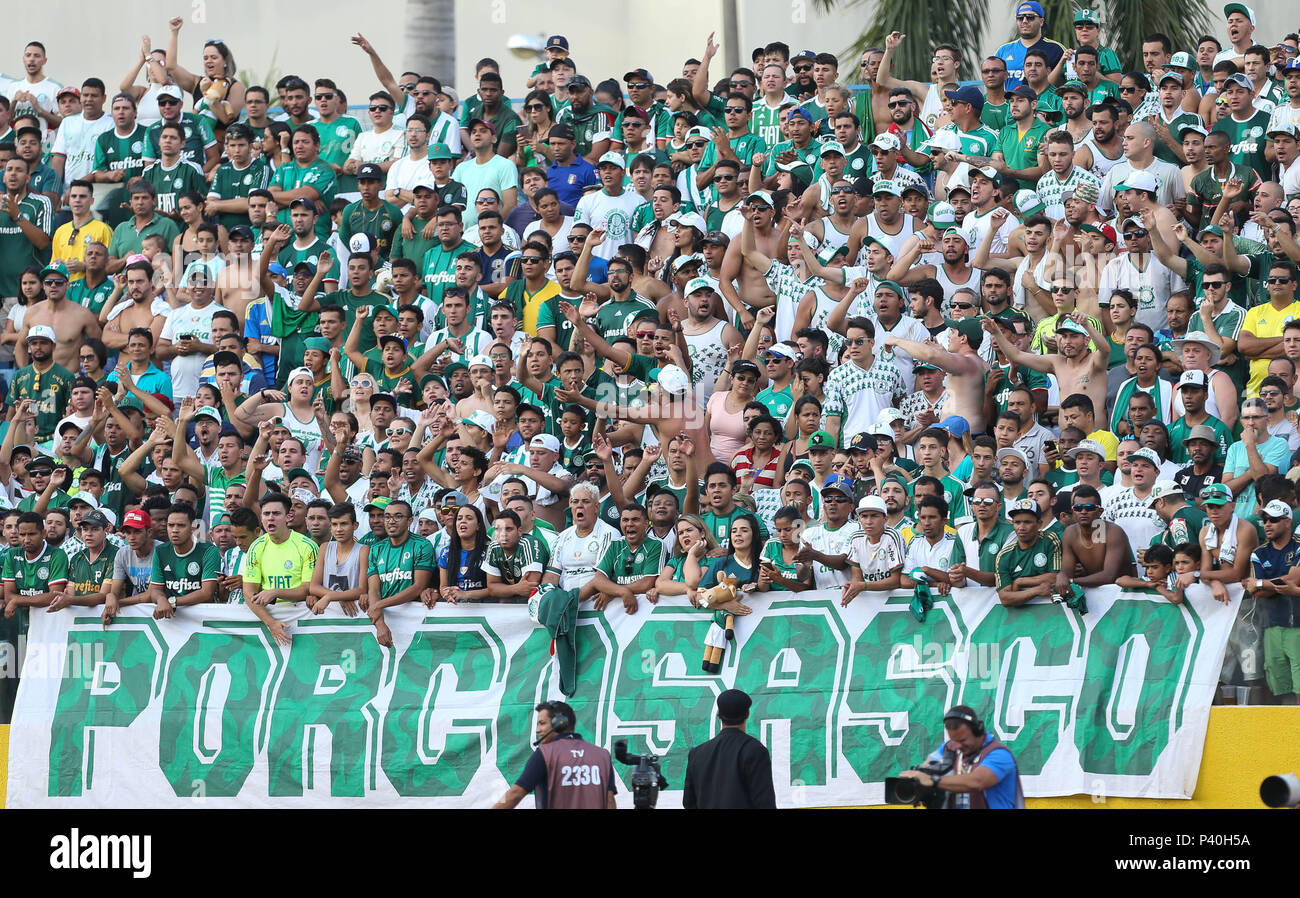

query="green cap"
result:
[286,467,316,483]
[303,336,332,354]
[444,360,469,376]
[1058,80,1088,97]
[874,279,907,300]
[39,260,69,281]
[1199,224,1224,238]
[1055,317,1089,336]
[365,496,392,512]
[808,429,836,450]
[428,142,457,160]
[1199,483,1233,506]
[946,316,984,350]
[1073,8,1101,24]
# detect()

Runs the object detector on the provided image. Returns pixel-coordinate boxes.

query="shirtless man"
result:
[982,311,1109,416]
[881,317,991,434]
[716,191,781,329]
[100,259,165,350]
[17,262,102,371]
[214,225,260,324]
[1056,483,1136,594]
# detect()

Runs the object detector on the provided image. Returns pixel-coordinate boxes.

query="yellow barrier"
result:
[1,708,1295,808]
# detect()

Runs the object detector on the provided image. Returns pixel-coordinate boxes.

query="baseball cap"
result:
[1223,72,1252,91]
[857,495,888,515]
[1074,8,1101,24]
[1079,222,1117,246]
[462,409,496,435]
[948,316,984,350]
[40,261,70,281]
[1261,500,1293,521]
[685,276,718,295]
[871,132,901,152]
[596,151,626,169]
[79,510,111,530]
[378,333,409,353]
[1016,0,1046,15]
[847,432,879,453]
[25,325,55,343]
[938,415,970,438]
[417,508,441,523]
[357,163,385,181]
[67,492,99,509]
[228,224,255,241]
[702,230,730,247]
[268,262,291,278]
[919,130,962,153]
[763,343,798,361]
[1010,85,1039,102]
[529,433,561,453]
[427,142,458,160]
[1063,181,1100,205]
[874,279,907,300]
[716,688,751,721]
[1116,170,1158,193]
[1014,189,1046,217]
[878,408,906,426]
[731,359,761,378]
[193,405,221,422]
[1168,51,1195,69]
[1223,3,1255,25]
[928,201,958,230]
[568,75,593,90]
[970,165,1000,185]
[1008,497,1041,518]
[655,364,691,396]
[943,85,985,111]
[1199,483,1234,507]
[997,447,1030,468]
[1128,447,1161,468]
[807,429,837,451]
[872,178,901,196]
[121,509,151,530]
[364,496,392,512]
[466,353,492,370]
[787,107,814,124]
[623,67,653,83]
[544,123,575,143]
[546,34,569,50]
[1159,71,1184,86]
[465,117,496,134]
[1177,369,1209,390]
[821,473,854,497]
[818,140,846,157]
[671,253,705,273]
[1268,121,1299,139]
[745,190,774,207]
[1068,439,1107,460]
[667,210,708,232]
[1285,59,1300,75]
[159,84,183,101]
[290,488,317,505]
[1057,80,1089,98]
[1055,317,1090,336]
[1145,481,1184,506]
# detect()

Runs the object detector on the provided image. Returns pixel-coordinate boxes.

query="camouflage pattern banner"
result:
[5,584,1239,808]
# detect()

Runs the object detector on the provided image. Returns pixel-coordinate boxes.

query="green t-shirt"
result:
[1188,163,1260,227]
[760,538,801,591]
[994,531,1063,590]
[755,383,793,421]
[1155,505,1209,550]
[556,101,619,157]
[993,119,1051,193]
[270,157,337,240]
[593,294,657,343]
[389,213,440,267]
[1151,111,1204,165]
[144,113,216,168]
[763,139,821,178]
[338,198,405,262]
[17,489,71,513]
[0,193,53,297]
[10,362,76,441]
[92,124,149,182]
[208,157,273,230]
[1167,414,1233,465]
[108,213,180,259]
[150,541,221,604]
[320,289,386,355]
[950,519,1016,573]
[140,158,208,217]
[482,537,545,589]
[699,132,768,170]
[67,276,116,316]
[310,116,364,194]
[981,101,1011,132]
[3,542,69,597]
[367,533,434,601]
[701,505,769,548]
[420,239,478,308]
[1212,110,1274,183]
[535,293,579,352]
[68,546,115,597]
[595,537,663,586]
[460,98,522,153]
[277,237,340,283]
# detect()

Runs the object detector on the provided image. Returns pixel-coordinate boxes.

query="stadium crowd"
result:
[2,4,1300,723]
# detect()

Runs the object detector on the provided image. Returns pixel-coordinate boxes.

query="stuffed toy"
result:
[697,574,751,673]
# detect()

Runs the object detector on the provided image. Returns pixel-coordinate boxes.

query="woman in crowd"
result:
[438,504,491,602]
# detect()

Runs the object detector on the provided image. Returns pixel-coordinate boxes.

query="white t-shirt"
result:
[904,532,957,573]
[847,529,907,583]
[159,300,229,399]
[456,154,518,228]
[801,521,863,589]
[548,520,618,592]
[574,189,642,259]
[1,76,62,132]
[51,113,114,183]
[523,216,574,247]
[385,154,436,202]
[1097,253,1186,333]
[348,128,406,165]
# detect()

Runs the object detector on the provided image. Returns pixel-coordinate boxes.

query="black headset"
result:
[943,705,986,737]
[538,701,572,734]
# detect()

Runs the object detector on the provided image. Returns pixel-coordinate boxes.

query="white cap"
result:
[286,366,315,386]
[597,151,627,169]
[685,276,719,295]
[462,409,496,435]
[1118,170,1159,193]
[996,447,1030,468]
[25,325,55,343]
[529,433,560,453]
[1128,447,1162,468]
[290,488,317,504]
[1262,500,1293,520]
[667,211,708,232]
[764,343,798,361]
[467,354,493,369]
[417,507,441,522]
[656,364,691,396]
[877,408,906,425]
[871,132,900,151]
[920,129,961,152]
[1145,480,1183,506]
[159,84,184,100]
[1177,369,1209,389]
[671,253,705,273]
[1068,439,1107,460]
[857,495,887,514]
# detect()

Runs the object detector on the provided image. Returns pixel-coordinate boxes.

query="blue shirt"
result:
[926,734,1018,809]
[547,158,599,206]
[107,363,172,406]
[1252,537,1300,628]
[994,38,1066,90]
[244,296,277,383]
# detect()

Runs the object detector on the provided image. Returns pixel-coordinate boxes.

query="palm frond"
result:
[813,0,989,82]
[1101,0,1215,71]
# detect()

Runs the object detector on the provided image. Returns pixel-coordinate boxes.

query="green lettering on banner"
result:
[266,630,384,797]
[733,601,848,787]
[159,626,277,797]
[961,602,1083,776]
[494,625,559,784]
[606,607,721,789]
[48,621,165,797]
[381,621,505,796]
[1075,597,1194,775]
[840,596,965,781]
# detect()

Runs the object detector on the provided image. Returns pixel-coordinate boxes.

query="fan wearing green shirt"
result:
[990,85,1050,193]
[366,499,434,647]
[205,123,271,231]
[994,498,1063,606]
[420,206,478,309]
[309,79,364,195]
[149,503,220,619]
[2,511,70,624]
[338,164,404,262]
[587,503,664,614]
[1212,73,1275,184]
[50,509,116,611]
[268,124,337,241]
[10,324,76,444]
[948,481,1016,588]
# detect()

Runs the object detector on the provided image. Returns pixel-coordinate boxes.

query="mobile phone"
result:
[1044,440,1057,455]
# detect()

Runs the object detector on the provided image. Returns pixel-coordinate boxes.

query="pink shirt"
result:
[707,390,748,464]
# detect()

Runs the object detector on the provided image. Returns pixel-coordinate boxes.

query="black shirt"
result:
[683,726,777,809]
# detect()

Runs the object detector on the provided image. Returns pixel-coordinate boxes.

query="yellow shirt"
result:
[50,218,115,281]
[1086,428,1119,462]
[519,281,562,336]
[1242,300,1300,395]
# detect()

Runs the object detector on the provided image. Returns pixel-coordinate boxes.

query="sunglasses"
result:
[888,101,909,109]
[368,105,392,112]
[847,337,867,346]
[793,65,812,73]
[314,93,336,101]
[1119,86,1138,93]
[969,497,999,507]
[823,495,850,504]
[524,103,546,111]
[687,140,709,149]
[830,185,854,194]
[1125,228,1149,237]
[870,146,890,154]
[728,82,752,89]
[951,302,976,310]
[521,256,545,264]
[715,173,736,181]
[1201,280,1226,288]
[980,68,1003,75]
[627,82,651,90]
[158,97,181,105]
[1016,13,1038,20]
[1050,286,1075,293]
[412,89,436,96]
[43,278,67,286]
[386,427,412,437]
[350,379,374,388]
[1072,503,1101,513]
[399,83,417,91]
[1267,276,1294,284]
[724,106,747,114]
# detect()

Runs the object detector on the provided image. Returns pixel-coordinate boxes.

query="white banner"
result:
[5,584,1239,807]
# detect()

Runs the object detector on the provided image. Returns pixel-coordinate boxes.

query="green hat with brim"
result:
[1073,8,1101,24]
[1199,482,1234,506]
[39,261,70,281]
[303,337,332,354]
[1058,80,1088,97]
[946,316,984,350]
[444,361,469,376]
[364,496,392,512]
[807,429,836,450]
[428,143,457,160]
[1055,317,1090,336]
[874,279,907,300]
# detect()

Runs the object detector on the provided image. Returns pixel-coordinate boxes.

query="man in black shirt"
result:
[683,689,776,809]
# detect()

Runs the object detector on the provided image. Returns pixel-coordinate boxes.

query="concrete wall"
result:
[5,2,1295,118]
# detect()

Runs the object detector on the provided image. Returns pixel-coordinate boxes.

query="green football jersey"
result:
[270,158,337,240]
[310,116,363,194]
[67,546,116,596]
[151,541,221,604]
[595,537,663,586]
[367,533,434,601]
[1212,110,1273,182]
[66,276,116,316]
[92,124,149,181]
[338,198,405,261]
[144,113,216,168]
[994,532,1062,590]
[9,362,76,441]
[140,158,208,217]
[208,157,272,230]
[3,542,69,596]
[0,193,53,297]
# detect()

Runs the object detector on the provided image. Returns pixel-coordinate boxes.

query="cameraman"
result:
[493,701,617,809]
[898,706,1024,809]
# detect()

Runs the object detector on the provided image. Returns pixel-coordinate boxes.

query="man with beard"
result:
[1036,130,1101,220]
[9,326,76,444]
[1101,446,1168,554]
[1055,81,1094,145]
[949,480,1016,588]
[17,262,101,373]
[588,502,662,614]
[983,314,1109,419]
[1074,102,1124,181]
[1058,484,1136,595]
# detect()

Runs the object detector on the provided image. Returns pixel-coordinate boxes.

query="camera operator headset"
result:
[492,701,618,809]
[899,705,1025,809]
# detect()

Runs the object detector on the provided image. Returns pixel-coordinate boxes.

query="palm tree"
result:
[818,0,1213,82]
[404,0,456,86]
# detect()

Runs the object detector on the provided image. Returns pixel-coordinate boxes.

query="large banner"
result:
[5,584,1239,808]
